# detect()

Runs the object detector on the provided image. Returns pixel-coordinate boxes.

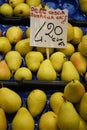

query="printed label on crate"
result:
[30,6,68,48]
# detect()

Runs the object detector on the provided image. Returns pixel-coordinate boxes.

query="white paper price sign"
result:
[30,7,68,48]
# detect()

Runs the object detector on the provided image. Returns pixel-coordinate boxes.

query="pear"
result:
[79,92,87,121]
[36,47,54,55]
[26,27,30,38]
[57,101,80,130]
[0,3,13,16]
[64,80,86,103]
[25,51,44,72]
[49,92,64,114]
[0,60,11,80]
[37,59,57,80]
[11,107,35,130]
[0,87,22,113]
[61,60,80,81]
[5,50,22,72]
[39,111,59,130]
[50,51,67,72]
[26,0,40,7]
[57,42,75,56]
[67,23,74,42]
[9,0,24,8]
[15,38,33,56]
[79,35,87,57]
[14,3,30,17]
[70,52,87,76]
[14,67,32,80]
[0,108,7,130]
[71,26,83,45]
[27,89,47,117]
[85,72,87,81]
[0,37,11,54]
[79,0,87,14]
[78,42,82,52]
[6,26,23,44]
[78,115,87,130]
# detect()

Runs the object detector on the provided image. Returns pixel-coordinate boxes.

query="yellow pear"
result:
[39,111,59,130]
[25,51,44,72]
[26,27,30,38]
[79,115,87,130]
[64,80,86,103]
[6,26,23,44]
[11,107,35,130]
[79,0,87,14]
[71,26,83,45]
[9,0,24,8]
[85,72,87,81]
[0,37,11,54]
[0,108,7,130]
[67,23,74,42]
[50,92,64,114]
[27,89,47,117]
[79,34,87,56]
[79,92,87,121]
[5,50,22,72]
[0,3,13,16]
[37,59,57,80]
[57,42,75,56]
[57,101,80,130]
[61,61,80,81]
[0,60,11,80]
[13,3,30,17]
[0,87,22,113]
[70,52,87,76]
[50,51,67,72]
[14,67,32,80]
[26,0,40,7]
[15,38,33,56]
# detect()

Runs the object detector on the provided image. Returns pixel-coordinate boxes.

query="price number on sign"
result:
[34,21,64,46]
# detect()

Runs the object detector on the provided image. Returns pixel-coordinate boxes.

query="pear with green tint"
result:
[14,67,32,80]
[25,51,44,72]
[14,3,30,17]
[50,51,67,72]
[79,92,87,121]
[0,108,7,130]
[50,92,64,115]
[61,61,80,81]
[39,111,59,130]
[5,50,22,72]
[12,107,35,130]
[15,38,33,56]
[64,80,85,103]
[0,87,22,114]
[78,115,87,130]
[57,101,80,130]
[37,59,57,80]
[27,89,47,117]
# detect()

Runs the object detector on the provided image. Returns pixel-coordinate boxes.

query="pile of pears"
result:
[0,0,47,17]
[1,79,87,130]
[0,21,87,82]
